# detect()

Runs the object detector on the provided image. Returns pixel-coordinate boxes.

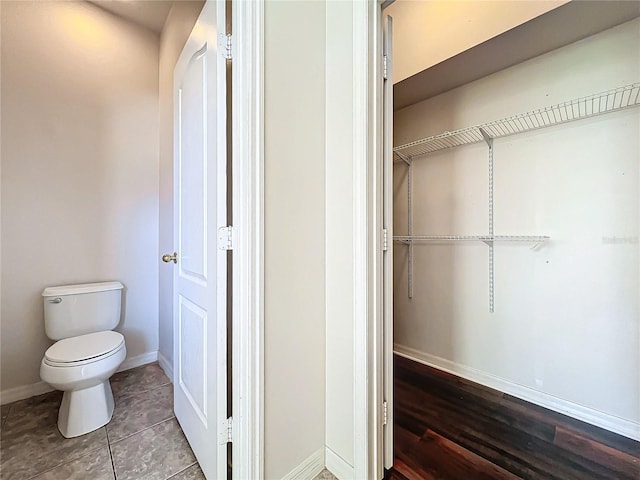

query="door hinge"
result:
[218,226,234,250]
[383,54,388,80]
[382,228,389,252]
[382,401,388,426]
[220,416,233,444]
[220,33,232,60]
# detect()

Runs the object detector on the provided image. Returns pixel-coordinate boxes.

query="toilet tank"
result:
[42,281,124,340]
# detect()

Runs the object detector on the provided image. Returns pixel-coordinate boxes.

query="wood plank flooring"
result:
[387,355,640,480]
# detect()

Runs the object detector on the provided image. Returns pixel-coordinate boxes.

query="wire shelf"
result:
[393,83,640,160]
[394,235,550,244]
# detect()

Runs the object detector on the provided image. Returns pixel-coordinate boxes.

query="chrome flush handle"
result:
[48,297,62,304]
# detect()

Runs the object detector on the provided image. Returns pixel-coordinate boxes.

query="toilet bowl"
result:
[40,332,126,438]
[39,282,126,438]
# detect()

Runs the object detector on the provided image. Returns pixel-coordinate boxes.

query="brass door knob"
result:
[162,252,178,264]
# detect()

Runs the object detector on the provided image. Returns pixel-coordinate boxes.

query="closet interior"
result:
[386,1,640,479]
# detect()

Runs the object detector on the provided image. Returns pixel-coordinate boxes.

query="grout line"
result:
[166,461,198,479]
[105,426,118,479]
[108,415,177,446]
[24,444,106,480]
[112,381,173,403]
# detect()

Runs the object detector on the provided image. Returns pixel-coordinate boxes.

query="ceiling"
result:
[89,0,173,34]
[393,0,640,110]
[386,0,569,84]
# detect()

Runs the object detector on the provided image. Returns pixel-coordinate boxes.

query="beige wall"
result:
[386,0,569,83]
[393,19,640,435]
[158,0,204,369]
[264,0,327,477]
[1,1,160,394]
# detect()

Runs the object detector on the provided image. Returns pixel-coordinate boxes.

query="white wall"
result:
[264,1,327,478]
[158,0,204,371]
[325,1,355,477]
[1,1,160,394]
[393,19,640,436]
[385,0,569,83]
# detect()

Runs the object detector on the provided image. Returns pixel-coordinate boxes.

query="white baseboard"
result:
[394,344,640,441]
[325,447,353,480]
[2,350,160,405]
[281,448,325,480]
[158,350,174,382]
[1,381,54,405]
[117,350,159,372]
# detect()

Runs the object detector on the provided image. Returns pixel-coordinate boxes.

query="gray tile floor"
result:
[1,363,340,480]
[0,363,203,480]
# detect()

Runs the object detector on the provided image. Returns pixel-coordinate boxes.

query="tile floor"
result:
[0,362,339,480]
[0,363,202,480]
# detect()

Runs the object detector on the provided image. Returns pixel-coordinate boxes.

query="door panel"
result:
[178,295,207,422]
[173,2,228,479]
[178,49,208,282]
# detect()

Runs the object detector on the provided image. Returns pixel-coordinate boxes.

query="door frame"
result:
[232,1,381,476]
[230,0,265,479]
[352,0,385,478]
[233,0,378,476]
[233,1,382,476]
[170,0,264,477]
[381,13,394,471]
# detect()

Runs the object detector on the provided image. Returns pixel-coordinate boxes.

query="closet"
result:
[386,1,640,478]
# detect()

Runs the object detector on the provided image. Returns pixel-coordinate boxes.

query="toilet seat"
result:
[44,331,125,367]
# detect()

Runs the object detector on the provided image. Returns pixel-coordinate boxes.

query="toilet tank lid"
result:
[42,281,123,297]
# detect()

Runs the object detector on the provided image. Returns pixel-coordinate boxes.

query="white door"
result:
[382,14,394,471]
[170,2,228,478]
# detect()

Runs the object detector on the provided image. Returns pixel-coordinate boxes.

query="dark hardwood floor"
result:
[387,354,640,480]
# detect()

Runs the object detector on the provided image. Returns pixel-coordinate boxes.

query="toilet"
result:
[39,281,126,438]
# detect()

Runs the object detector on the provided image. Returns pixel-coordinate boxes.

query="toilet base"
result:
[57,381,115,438]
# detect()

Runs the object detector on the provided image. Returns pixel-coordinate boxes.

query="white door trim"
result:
[352,0,383,479]
[382,13,394,471]
[231,0,264,478]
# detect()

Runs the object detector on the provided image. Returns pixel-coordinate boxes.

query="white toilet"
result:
[40,281,126,438]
